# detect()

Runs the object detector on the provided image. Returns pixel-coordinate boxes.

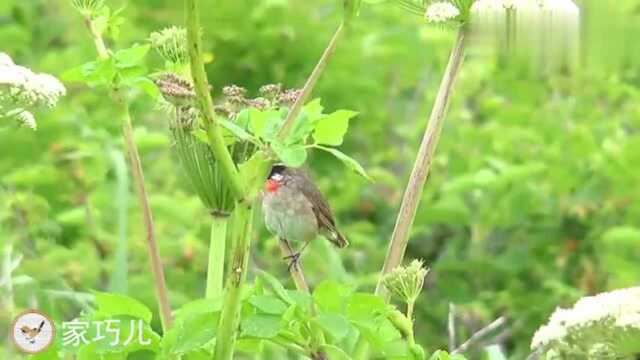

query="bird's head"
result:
[265,165,287,193]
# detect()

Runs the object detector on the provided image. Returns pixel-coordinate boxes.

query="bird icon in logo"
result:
[20,320,45,344]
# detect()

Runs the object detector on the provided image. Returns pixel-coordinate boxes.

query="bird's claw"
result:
[283,252,301,271]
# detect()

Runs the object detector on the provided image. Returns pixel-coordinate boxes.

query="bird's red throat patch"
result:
[265,179,280,193]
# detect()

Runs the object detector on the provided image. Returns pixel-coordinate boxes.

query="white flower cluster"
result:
[425,2,460,23]
[0,53,66,130]
[531,287,640,353]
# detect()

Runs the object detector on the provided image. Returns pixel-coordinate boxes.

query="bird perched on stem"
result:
[262,165,348,269]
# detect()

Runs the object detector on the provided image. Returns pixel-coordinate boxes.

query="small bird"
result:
[20,320,45,344]
[262,165,348,269]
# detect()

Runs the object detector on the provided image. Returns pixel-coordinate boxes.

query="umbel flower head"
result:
[425,2,461,23]
[531,287,640,358]
[0,52,66,130]
[71,0,105,17]
[149,26,189,65]
[383,259,430,304]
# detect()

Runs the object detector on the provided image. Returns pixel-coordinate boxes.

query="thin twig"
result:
[448,302,456,351]
[277,23,345,141]
[81,14,173,330]
[452,316,507,355]
[374,27,468,297]
[121,104,174,329]
[279,239,310,293]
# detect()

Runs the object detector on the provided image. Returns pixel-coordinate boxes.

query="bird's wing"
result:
[287,168,348,247]
[288,168,336,229]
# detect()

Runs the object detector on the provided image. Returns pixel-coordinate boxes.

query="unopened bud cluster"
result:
[149,26,188,65]
[383,259,429,305]
[216,83,301,118]
[71,0,105,17]
[1,53,66,130]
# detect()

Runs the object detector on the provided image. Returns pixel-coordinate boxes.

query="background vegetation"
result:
[1,0,639,358]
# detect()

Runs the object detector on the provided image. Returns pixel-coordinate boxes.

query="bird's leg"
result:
[280,238,312,271]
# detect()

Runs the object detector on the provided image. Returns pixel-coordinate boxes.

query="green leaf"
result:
[316,313,351,341]
[313,280,354,314]
[255,270,294,305]
[321,344,353,360]
[262,109,288,141]
[219,118,253,142]
[93,292,152,323]
[161,298,222,356]
[173,311,218,354]
[114,44,151,68]
[272,142,307,167]
[248,295,288,315]
[191,129,209,145]
[132,77,160,99]
[240,315,281,339]
[313,110,358,146]
[346,293,387,324]
[315,146,370,180]
[286,290,312,309]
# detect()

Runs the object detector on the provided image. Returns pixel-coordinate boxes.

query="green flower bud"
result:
[383,259,429,305]
[71,0,104,17]
[149,26,189,65]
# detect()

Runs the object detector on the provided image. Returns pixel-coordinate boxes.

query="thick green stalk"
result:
[81,14,173,331]
[206,214,228,298]
[355,27,467,360]
[213,203,254,360]
[185,0,245,201]
[277,22,344,141]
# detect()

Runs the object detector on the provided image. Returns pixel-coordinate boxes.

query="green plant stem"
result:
[82,15,173,331]
[407,300,415,321]
[214,203,254,360]
[354,27,467,360]
[206,214,228,298]
[277,22,345,141]
[375,27,467,297]
[185,0,245,201]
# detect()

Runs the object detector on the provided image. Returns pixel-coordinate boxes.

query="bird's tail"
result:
[328,230,349,248]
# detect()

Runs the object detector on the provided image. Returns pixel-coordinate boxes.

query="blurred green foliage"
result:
[1,0,640,359]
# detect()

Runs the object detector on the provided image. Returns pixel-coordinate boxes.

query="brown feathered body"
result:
[262,166,348,248]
